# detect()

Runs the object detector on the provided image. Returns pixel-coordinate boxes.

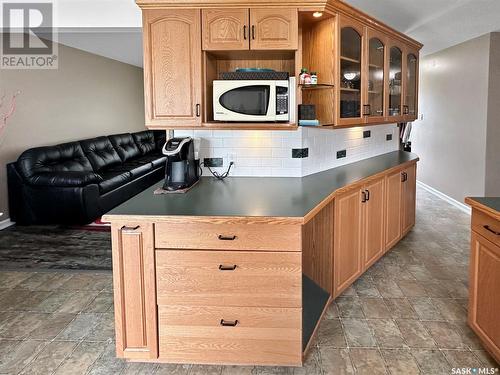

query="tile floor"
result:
[0,187,499,374]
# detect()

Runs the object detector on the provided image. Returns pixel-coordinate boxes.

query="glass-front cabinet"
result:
[336,17,365,126]
[364,29,386,123]
[388,43,404,122]
[404,49,419,121]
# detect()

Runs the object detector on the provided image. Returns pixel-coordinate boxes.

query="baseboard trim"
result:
[416,180,471,215]
[0,218,15,230]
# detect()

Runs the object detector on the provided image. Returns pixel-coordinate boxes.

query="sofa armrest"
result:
[29,171,103,187]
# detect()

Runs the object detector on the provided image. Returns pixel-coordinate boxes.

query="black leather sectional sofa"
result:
[7,130,166,225]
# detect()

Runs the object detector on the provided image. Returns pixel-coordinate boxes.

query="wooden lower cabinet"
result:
[469,226,500,363]
[158,305,302,365]
[385,169,403,249]
[363,178,386,268]
[402,164,416,234]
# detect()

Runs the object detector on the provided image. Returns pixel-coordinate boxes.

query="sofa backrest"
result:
[109,133,141,162]
[132,131,157,155]
[80,136,123,172]
[17,141,94,182]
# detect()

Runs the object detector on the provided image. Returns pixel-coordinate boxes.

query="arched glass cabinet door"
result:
[406,53,418,117]
[339,27,362,119]
[367,37,385,119]
[389,46,402,117]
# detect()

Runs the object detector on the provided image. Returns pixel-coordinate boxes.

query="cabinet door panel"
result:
[334,188,363,297]
[385,170,403,250]
[364,178,386,268]
[365,28,386,124]
[402,164,416,234]
[250,8,298,50]
[202,9,249,51]
[387,42,405,123]
[469,233,500,362]
[404,48,419,121]
[111,222,157,359]
[143,9,202,127]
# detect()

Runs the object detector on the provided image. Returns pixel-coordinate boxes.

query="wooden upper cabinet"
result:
[249,8,298,50]
[364,28,387,124]
[404,47,419,121]
[202,9,250,50]
[336,16,365,126]
[387,40,405,123]
[143,9,202,128]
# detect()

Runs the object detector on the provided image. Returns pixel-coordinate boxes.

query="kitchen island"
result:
[465,197,500,364]
[103,150,419,366]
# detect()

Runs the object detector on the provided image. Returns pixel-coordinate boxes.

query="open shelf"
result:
[340,55,360,64]
[340,87,360,92]
[299,83,335,90]
[369,63,383,69]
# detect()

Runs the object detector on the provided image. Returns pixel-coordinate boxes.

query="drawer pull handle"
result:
[121,225,140,232]
[218,234,237,241]
[484,225,500,236]
[219,264,237,271]
[220,319,238,327]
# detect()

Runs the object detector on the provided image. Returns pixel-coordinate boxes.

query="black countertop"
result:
[105,151,419,219]
[466,197,500,215]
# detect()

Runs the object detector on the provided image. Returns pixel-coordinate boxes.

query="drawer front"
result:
[156,250,301,307]
[158,305,302,366]
[154,222,301,252]
[472,210,500,247]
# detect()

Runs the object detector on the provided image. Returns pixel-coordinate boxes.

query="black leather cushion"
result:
[17,142,93,182]
[154,131,167,152]
[105,162,153,179]
[80,137,122,172]
[98,170,133,194]
[134,154,167,169]
[132,131,156,155]
[109,133,141,162]
[29,171,103,187]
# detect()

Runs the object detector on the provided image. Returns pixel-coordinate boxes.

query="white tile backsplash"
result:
[174,124,399,177]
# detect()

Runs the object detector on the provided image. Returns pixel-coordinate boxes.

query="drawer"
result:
[158,305,302,366]
[154,222,301,252]
[472,209,500,247]
[156,250,301,307]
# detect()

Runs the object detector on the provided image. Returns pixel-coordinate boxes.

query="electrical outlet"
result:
[292,148,309,158]
[336,150,347,159]
[204,158,223,167]
[386,134,393,141]
[363,130,371,138]
[418,113,424,121]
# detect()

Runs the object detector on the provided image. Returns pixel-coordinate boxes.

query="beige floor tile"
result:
[86,341,126,375]
[380,349,420,375]
[411,349,451,375]
[360,298,392,318]
[28,312,75,339]
[20,340,78,375]
[121,362,159,375]
[319,347,355,374]
[55,290,100,313]
[349,348,387,374]
[317,318,346,348]
[395,319,436,348]
[84,291,114,313]
[342,319,377,347]
[383,298,419,319]
[53,341,105,375]
[336,297,365,318]
[442,349,483,368]
[154,364,192,375]
[422,321,467,349]
[368,319,406,349]
[0,339,48,374]
[408,298,445,320]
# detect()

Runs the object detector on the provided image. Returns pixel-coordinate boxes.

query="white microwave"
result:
[213,79,294,122]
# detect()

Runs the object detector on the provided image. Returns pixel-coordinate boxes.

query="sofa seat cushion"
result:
[132,131,157,156]
[109,133,141,162]
[80,136,122,172]
[104,161,153,179]
[98,170,133,194]
[30,171,103,187]
[134,154,167,169]
[17,142,93,183]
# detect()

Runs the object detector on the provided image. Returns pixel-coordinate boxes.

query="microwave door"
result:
[217,84,273,121]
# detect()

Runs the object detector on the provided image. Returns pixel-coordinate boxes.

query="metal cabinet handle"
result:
[363,104,371,116]
[484,225,500,236]
[365,190,370,201]
[251,25,255,40]
[219,264,237,271]
[401,172,407,182]
[196,104,200,117]
[220,319,238,327]
[361,191,367,203]
[243,25,247,40]
[403,105,409,115]
[218,234,237,241]
[121,225,140,232]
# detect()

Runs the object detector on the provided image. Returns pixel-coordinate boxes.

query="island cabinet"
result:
[465,199,500,364]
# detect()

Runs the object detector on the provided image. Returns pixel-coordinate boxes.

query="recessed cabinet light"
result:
[313,12,323,18]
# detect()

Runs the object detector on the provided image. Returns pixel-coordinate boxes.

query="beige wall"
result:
[0,39,146,221]
[412,34,494,203]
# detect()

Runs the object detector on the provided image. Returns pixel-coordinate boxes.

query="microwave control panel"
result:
[276,86,289,115]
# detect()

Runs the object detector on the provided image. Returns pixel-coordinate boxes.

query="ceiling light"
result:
[313,12,323,18]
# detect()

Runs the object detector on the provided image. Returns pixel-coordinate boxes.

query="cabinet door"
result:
[469,232,500,363]
[336,16,365,126]
[363,178,386,269]
[364,28,387,124]
[404,48,419,121]
[111,222,157,359]
[143,9,202,128]
[333,188,363,297]
[249,8,298,50]
[202,9,249,51]
[402,164,416,235]
[387,41,405,123]
[385,169,403,250]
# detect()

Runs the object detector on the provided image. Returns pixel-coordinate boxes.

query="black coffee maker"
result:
[162,137,200,191]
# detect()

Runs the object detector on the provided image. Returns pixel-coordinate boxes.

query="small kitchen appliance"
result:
[162,137,199,191]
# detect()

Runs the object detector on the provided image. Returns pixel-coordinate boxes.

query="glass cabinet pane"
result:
[368,38,384,117]
[340,27,362,118]
[406,54,418,116]
[389,47,402,117]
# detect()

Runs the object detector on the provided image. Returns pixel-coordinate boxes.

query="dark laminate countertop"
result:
[466,197,500,218]
[104,151,419,220]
